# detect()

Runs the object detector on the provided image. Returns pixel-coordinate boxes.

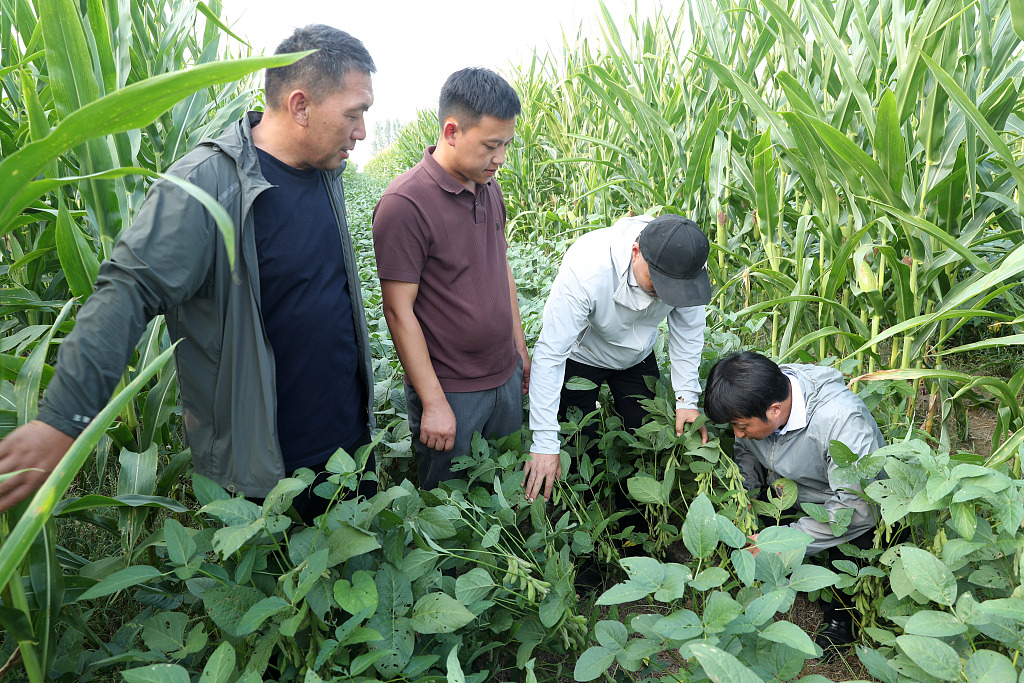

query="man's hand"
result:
[676,408,708,444]
[520,353,531,396]
[419,399,457,452]
[746,532,760,557]
[523,451,562,502]
[0,421,75,512]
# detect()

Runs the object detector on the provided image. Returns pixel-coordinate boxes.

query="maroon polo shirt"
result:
[373,146,519,392]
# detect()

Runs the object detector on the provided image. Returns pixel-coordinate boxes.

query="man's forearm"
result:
[383,306,444,404]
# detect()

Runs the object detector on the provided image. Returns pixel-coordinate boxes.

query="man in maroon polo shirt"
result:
[372,68,529,490]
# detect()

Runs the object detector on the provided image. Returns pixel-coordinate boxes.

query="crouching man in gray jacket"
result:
[704,351,885,649]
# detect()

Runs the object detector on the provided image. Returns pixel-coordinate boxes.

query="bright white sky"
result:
[221,0,667,167]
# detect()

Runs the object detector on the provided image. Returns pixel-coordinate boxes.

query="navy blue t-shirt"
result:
[253,149,365,470]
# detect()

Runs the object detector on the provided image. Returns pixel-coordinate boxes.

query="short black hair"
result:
[265,25,376,109]
[704,351,792,424]
[438,67,521,129]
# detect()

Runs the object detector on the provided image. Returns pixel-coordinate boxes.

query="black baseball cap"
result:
[637,214,712,308]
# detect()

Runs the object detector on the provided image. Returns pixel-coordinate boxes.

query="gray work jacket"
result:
[734,364,884,556]
[38,112,375,497]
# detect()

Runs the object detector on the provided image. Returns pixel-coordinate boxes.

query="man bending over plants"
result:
[373,68,530,490]
[703,350,885,649]
[0,26,378,524]
[524,214,711,505]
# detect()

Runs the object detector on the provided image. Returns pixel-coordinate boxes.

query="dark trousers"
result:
[822,530,874,620]
[407,358,524,490]
[252,430,376,526]
[559,354,659,525]
[559,353,659,445]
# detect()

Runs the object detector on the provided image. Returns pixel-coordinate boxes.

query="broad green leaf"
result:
[328,523,381,563]
[976,598,1024,620]
[142,611,188,653]
[574,646,616,682]
[202,585,263,639]
[653,608,702,641]
[335,570,378,615]
[690,642,764,683]
[77,564,162,600]
[788,564,838,592]
[754,526,813,554]
[446,643,466,683]
[211,519,264,559]
[904,610,968,637]
[199,642,236,683]
[760,620,819,656]
[235,596,289,636]
[121,664,190,683]
[875,89,906,195]
[627,473,667,505]
[688,567,729,592]
[895,635,962,681]
[702,591,744,634]
[744,589,790,626]
[682,493,719,559]
[455,567,495,604]
[964,649,1016,683]
[900,547,957,607]
[731,549,755,586]
[410,592,475,634]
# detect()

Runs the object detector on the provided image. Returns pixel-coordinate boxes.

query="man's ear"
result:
[767,402,783,422]
[287,89,312,127]
[441,118,459,146]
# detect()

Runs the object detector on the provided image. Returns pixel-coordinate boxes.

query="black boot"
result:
[814,612,854,650]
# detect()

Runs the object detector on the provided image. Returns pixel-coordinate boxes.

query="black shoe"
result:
[814,615,854,650]
[574,557,604,597]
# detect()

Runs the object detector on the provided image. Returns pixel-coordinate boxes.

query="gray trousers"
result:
[406,358,524,490]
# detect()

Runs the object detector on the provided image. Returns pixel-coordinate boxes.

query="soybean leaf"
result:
[895,635,961,681]
[964,649,1016,683]
[335,570,379,615]
[760,620,820,656]
[653,609,702,641]
[754,526,813,554]
[732,549,755,587]
[455,568,494,604]
[446,644,466,683]
[688,567,729,592]
[627,473,666,506]
[788,564,838,592]
[199,642,236,683]
[904,610,968,637]
[900,547,957,607]
[574,646,616,682]
[410,593,475,634]
[745,589,791,626]
[682,493,719,559]
[690,642,763,683]
[121,664,190,683]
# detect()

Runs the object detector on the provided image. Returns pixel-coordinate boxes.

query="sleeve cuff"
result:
[36,407,88,439]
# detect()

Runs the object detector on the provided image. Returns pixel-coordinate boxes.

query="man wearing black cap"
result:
[524,213,712,503]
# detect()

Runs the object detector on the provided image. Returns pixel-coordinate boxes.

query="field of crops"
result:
[3,0,1024,681]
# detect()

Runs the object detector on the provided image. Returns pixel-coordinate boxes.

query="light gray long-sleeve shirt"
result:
[528,215,706,456]
[735,364,885,556]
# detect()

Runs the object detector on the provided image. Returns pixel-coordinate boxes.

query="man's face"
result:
[303,71,374,171]
[446,115,516,188]
[729,403,783,440]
